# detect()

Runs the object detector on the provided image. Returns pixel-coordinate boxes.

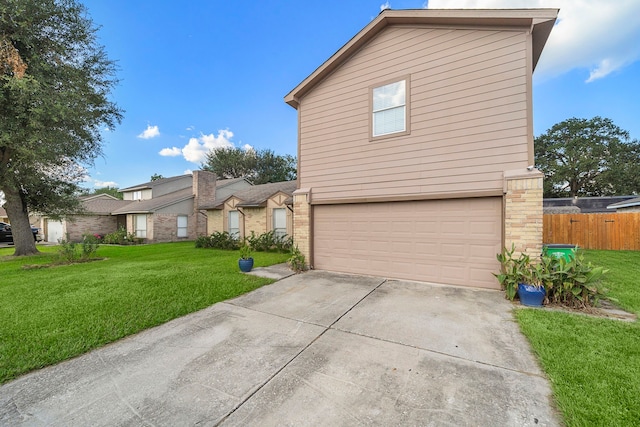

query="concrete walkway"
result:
[0,269,561,426]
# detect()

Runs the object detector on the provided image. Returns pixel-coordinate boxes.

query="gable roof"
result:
[607,196,640,210]
[209,180,297,209]
[285,8,558,109]
[80,194,133,215]
[120,174,192,192]
[111,187,193,214]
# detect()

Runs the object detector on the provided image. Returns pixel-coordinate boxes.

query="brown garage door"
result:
[313,198,502,288]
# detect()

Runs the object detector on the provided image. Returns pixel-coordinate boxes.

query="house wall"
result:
[152,213,197,242]
[123,188,153,201]
[65,215,119,242]
[297,25,531,203]
[266,194,293,236]
[206,210,224,235]
[243,207,266,237]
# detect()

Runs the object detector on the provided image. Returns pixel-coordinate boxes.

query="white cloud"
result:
[380,2,391,11]
[184,169,193,175]
[242,143,254,152]
[137,124,160,139]
[185,125,194,131]
[426,0,640,82]
[94,180,119,188]
[159,147,182,157]
[160,129,235,164]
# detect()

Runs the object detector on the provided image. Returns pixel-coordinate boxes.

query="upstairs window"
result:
[132,190,142,200]
[371,78,410,139]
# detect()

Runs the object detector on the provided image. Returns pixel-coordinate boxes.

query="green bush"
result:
[57,234,100,262]
[287,245,307,273]
[495,245,607,308]
[102,227,139,245]
[246,230,292,253]
[195,231,240,250]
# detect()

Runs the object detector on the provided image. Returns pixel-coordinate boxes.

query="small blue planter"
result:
[239,257,254,273]
[518,283,546,307]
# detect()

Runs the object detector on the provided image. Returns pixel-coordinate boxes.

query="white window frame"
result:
[177,215,188,238]
[228,210,240,239]
[370,76,411,140]
[132,190,142,200]
[272,208,287,239]
[134,214,147,238]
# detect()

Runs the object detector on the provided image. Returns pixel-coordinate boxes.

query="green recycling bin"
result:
[543,244,577,262]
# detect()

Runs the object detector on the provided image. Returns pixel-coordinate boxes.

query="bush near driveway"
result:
[516,250,640,427]
[0,242,289,384]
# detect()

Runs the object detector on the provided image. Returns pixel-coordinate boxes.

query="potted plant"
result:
[238,242,254,272]
[495,245,545,306]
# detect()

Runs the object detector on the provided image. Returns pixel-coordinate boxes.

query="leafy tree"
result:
[150,173,164,181]
[252,149,297,184]
[203,147,296,184]
[535,117,640,198]
[0,0,122,255]
[92,186,123,200]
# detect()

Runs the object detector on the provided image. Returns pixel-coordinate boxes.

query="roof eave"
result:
[284,8,558,109]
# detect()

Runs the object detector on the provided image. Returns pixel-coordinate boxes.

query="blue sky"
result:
[80,0,640,190]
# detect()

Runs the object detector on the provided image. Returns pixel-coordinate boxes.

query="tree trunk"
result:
[2,184,39,256]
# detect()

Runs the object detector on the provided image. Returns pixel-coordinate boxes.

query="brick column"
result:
[293,188,311,264]
[504,169,543,258]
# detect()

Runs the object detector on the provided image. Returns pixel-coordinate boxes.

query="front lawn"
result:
[516,250,640,427]
[0,242,289,384]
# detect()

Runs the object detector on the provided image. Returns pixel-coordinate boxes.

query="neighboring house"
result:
[55,171,252,243]
[285,9,558,288]
[112,172,251,242]
[544,196,637,214]
[43,194,132,242]
[204,180,297,239]
[607,196,640,212]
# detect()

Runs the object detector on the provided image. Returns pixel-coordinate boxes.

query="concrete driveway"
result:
[0,269,561,426]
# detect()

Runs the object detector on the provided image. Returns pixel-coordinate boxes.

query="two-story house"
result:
[286,9,558,288]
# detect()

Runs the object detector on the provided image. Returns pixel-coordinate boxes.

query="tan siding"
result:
[298,26,530,202]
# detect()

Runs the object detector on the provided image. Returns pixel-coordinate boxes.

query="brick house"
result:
[285,9,557,288]
[204,180,296,240]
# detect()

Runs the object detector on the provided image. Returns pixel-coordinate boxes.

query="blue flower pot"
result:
[239,257,254,272]
[518,283,546,307]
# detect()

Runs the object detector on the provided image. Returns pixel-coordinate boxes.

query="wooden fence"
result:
[543,212,640,251]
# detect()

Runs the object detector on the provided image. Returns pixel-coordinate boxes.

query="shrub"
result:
[56,233,100,262]
[102,227,138,245]
[246,230,292,253]
[81,234,100,259]
[287,245,307,273]
[495,245,607,308]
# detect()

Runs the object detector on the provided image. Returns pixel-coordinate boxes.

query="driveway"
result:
[0,269,561,426]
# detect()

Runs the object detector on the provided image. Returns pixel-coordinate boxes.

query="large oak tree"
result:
[203,147,296,185]
[535,117,640,198]
[1,0,122,255]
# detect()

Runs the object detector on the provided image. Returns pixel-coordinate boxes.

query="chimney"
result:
[193,170,217,211]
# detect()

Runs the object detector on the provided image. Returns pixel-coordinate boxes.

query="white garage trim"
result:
[313,198,502,288]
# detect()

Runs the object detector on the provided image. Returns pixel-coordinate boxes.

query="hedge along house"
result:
[204,180,297,240]
[285,9,557,288]
[111,172,251,242]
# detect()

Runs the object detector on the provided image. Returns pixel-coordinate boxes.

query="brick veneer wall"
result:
[292,188,311,265]
[206,210,224,234]
[65,215,118,242]
[244,207,266,237]
[504,169,544,258]
[153,213,196,242]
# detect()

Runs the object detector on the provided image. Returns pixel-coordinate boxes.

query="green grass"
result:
[0,242,289,384]
[516,250,640,427]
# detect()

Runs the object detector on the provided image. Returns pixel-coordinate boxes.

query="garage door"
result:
[313,198,502,288]
[46,220,64,243]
